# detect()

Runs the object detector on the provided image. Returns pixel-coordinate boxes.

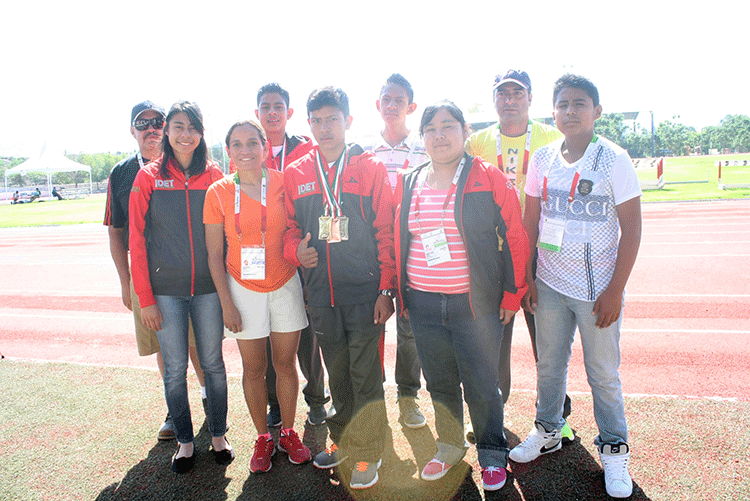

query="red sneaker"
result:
[250,434,275,473]
[421,457,454,480]
[482,466,507,491]
[277,428,311,464]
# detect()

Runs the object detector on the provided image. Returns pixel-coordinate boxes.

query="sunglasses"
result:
[133,117,165,131]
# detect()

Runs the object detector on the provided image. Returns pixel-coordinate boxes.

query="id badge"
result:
[338,216,349,241]
[241,245,265,280]
[328,217,341,243]
[318,216,332,240]
[422,227,451,266]
[538,217,565,252]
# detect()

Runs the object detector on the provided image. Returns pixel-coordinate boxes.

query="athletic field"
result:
[1,199,749,500]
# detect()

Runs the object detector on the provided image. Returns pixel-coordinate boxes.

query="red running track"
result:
[1,199,748,401]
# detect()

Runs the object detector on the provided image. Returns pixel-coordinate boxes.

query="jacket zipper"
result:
[184,177,196,296]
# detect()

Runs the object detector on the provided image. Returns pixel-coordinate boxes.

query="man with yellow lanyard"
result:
[465,70,573,443]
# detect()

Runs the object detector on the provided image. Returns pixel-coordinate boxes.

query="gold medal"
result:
[329,217,341,243]
[318,215,332,240]
[338,215,349,241]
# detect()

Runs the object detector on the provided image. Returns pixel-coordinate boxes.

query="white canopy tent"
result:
[4,145,93,197]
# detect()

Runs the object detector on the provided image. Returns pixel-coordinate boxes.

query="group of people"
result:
[104,69,641,498]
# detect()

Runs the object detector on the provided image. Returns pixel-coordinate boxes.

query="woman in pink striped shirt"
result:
[394,101,529,492]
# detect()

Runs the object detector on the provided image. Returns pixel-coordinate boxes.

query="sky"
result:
[2,0,748,158]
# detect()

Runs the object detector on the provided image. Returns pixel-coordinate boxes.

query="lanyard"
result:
[234,169,267,244]
[274,136,288,171]
[413,157,466,231]
[496,121,532,174]
[137,152,146,169]
[543,135,599,203]
[314,148,348,218]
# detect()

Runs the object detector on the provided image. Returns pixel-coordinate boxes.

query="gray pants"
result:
[499,308,571,418]
[395,306,422,398]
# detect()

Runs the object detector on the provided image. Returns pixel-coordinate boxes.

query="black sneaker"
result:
[267,405,282,428]
[307,405,327,426]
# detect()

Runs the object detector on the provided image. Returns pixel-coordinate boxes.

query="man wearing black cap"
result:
[104,101,206,441]
[465,71,574,442]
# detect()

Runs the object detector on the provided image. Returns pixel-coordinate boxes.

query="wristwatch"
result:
[379,289,395,298]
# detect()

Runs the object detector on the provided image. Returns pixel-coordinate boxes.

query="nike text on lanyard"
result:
[137,152,146,169]
[542,135,600,205]
[234,169,267,244]
[496,121,532,176]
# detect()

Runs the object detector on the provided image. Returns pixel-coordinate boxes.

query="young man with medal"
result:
[255,83,329,431]
[464,70,574,441]
[510,74,641,499]
[282,87,395,490]
[366,73,429,429]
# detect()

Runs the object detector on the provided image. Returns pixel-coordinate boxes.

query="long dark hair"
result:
[160,100,208,179]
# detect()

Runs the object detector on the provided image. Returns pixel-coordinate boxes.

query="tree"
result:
[621,125,652,159]
[656,121,698,156]
[594,113,626,145]
[717,114,750,152]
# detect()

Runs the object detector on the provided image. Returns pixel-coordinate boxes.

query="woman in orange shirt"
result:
[204,120,310,473]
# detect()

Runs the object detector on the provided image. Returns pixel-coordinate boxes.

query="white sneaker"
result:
[509,421,562,463]
[599,443,633,498]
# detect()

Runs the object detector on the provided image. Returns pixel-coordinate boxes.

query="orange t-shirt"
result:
[204,170,296,293]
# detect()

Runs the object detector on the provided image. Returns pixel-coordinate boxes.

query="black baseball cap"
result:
[493,70,532,92]
[131,100,166,124]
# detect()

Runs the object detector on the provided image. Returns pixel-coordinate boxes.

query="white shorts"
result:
[226,272,308,340]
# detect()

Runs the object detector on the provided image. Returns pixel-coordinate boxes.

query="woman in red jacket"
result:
[394,101,528,492]
[129,101,232,473]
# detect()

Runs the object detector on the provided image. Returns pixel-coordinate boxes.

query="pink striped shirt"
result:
[406,181,470,293]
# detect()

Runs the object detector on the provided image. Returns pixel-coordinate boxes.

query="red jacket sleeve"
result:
[128,167,156,308]
[487,161,529,311]
[363,154,397,291]
[282,166,303,267]
[393,170,406,309]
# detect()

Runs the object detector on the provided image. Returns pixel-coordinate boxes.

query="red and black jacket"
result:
[394,153,529,317]
[264,134,313,171]
[282,144,396,307]
[129,158,225,308]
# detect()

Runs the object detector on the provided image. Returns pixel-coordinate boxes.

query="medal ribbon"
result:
[314,148,348,218]
[413,156,466,232]
[275,136,288,171]
[496,120,532,175]
[234,168,267,244]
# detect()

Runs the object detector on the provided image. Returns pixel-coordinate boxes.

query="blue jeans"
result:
[155,293,227,443]
[406,288,508,468]
[534,279,628,446]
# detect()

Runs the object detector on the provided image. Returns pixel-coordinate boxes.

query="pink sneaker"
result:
[421,457,454,481]
[482,466,507,491]
[277,428,311,464]
[250,434,275,473]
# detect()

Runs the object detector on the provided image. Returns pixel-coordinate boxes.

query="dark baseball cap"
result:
[493,70,532,92]
[131,100,166,123]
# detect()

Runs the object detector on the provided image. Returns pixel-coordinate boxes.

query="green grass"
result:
[1,359,748,500]
[1,153,748,229]
[638,153,750,202]
[0,194,106,227]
